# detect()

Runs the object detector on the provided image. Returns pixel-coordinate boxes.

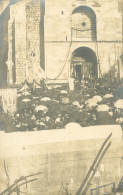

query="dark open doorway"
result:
[75,65,82,81]
[71,47,97,81]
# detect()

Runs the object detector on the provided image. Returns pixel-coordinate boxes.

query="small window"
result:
[61,11,64,15]
[82,22,86,27]
[31,52,35,57]
[26,5,30,9]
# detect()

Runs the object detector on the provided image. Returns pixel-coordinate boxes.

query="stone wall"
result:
[8,0,43,84]
[45,0,122,41]
[26,0,41,83]
[44,0,122,82]
[8,1,27,84]
[7,0,123,84]
[45,41,122,81]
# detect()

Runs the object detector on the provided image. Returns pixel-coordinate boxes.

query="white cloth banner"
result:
[1,89,17,115]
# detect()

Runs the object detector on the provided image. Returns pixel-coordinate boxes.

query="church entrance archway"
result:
[71,47,97,81]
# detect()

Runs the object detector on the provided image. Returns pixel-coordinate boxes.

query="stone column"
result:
[6,60,14,85]
[7,20,14,85]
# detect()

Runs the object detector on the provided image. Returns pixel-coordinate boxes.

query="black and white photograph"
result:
[0,0,123,194]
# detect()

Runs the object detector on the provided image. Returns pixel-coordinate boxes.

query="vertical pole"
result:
[7,20,14,85]
[16,186,20,195]
[69,18,72,79]
[122,0,123,56]
[40,0,45,70]
[91,189,93,195]
[113,182,116,195]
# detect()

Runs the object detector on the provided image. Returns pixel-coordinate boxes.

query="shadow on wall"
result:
[0,6,10,86]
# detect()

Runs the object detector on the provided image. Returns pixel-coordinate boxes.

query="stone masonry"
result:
[7,0,123,85]
[26,0,41,83]
[7,0,43,85]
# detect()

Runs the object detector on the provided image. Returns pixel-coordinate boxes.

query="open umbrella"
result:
[114,99,123,109]
[35,105,48,113]
[41,97,51,101]
[97,104,110,112]
[92,95,102,103]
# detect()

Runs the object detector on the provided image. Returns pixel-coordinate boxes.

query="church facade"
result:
[7,0,122,85]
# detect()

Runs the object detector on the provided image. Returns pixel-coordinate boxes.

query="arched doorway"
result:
[71,47,97,81]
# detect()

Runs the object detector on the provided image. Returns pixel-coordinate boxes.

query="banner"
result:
[1,89,17,115]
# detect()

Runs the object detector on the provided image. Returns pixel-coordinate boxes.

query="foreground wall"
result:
[0,125,122,195]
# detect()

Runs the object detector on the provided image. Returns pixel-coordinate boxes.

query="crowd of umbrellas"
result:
[0,78,123,132]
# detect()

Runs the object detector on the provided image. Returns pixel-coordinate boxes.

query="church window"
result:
[72,6,97,41]
[82,22,86,26]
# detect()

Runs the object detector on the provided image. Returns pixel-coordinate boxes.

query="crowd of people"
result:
[0,78,123,132]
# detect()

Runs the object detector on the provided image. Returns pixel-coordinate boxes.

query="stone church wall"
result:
[9,0,42,84]
[44,0,122,82]
[7,0,122,84]
[26,0,41,83]
[9,1,27,84]
[45,42,122,82]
